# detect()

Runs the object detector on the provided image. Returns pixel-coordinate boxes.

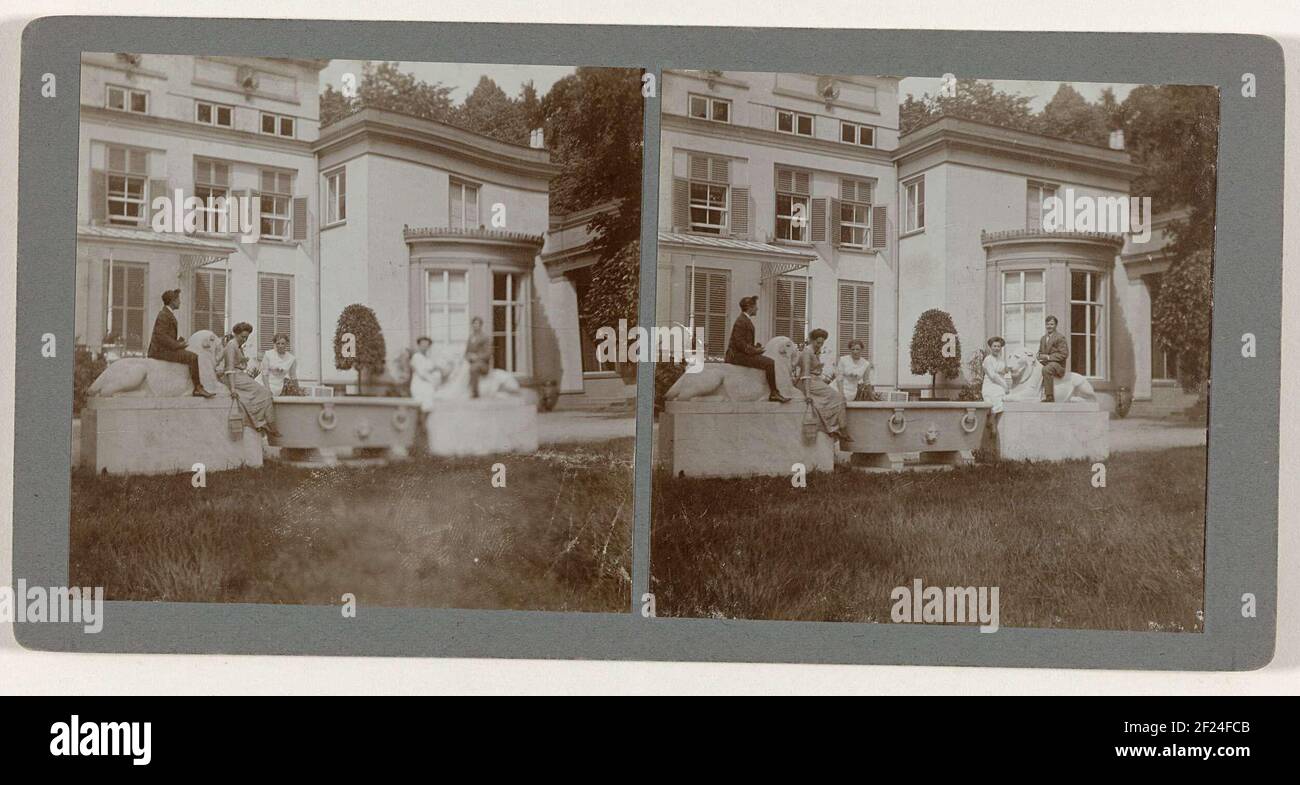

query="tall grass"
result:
[651,447,1206,631]
[70,439,634,612]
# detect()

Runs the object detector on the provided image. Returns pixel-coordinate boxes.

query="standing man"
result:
[1036,315,1069,403]
[726,295,790,403]
[465,315,492,398]
[148,289,216,398]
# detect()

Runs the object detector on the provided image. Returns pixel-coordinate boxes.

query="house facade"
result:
[77,55,629,407]
[657,70,1191,413]
[77,53,327,378]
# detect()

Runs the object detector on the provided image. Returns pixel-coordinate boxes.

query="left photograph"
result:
[69,54,643,612]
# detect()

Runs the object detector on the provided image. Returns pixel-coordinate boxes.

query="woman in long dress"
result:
[797,329,852,445]
[835,339,874,402]
[981,336,1012,416]
[221,322,279,437]
[260,332,298,396]
[407,336,438,413]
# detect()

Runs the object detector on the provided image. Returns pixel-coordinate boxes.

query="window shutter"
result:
[211,272,228,335]
[291,196,308,242]
[258,275,276,353]
[692,269,729,357]
[871,205,888,249]
[840,179,855,202]
[775,278,792,338]
[776,168,793,193]
[730,186,749,238]
[689,155,710,181]
[275,276,293,350]
[148,178,169,215]
[838,282,873,359]
[793,171,811,196]
[91,170,107,225]
[830,198,842,247]
[672,177,690,231]
[710,157,730,183]
[234,188,260,237]
[810,198,826,242]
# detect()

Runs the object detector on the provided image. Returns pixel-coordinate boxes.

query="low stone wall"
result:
[842,401,992,470]
[426,398,539,457]
[81,396,263,475]
[658,400,835,478]
[998,401,1109,462]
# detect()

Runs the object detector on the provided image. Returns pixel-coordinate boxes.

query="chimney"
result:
[1108,128,1125,150]
[529,128,545,149]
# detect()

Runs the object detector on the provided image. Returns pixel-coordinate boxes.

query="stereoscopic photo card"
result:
[12,19,1283,668]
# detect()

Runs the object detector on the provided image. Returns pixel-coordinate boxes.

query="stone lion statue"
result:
[85,330,226,398]
[1003,348,1097,403]
[663,335,801,402]
[429,350,522,401]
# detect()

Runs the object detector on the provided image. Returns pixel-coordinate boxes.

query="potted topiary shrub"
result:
[909,308,963,399]
[333,304,387,395]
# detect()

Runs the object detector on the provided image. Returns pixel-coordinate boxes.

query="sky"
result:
[320,60,576,103]
[899,77,1140,111]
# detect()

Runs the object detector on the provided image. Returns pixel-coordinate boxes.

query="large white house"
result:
[76,54,635,408]
[656,70,1198,415]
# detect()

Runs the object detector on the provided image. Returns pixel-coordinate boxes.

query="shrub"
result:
[73,345,107,416]
[333,304,387,392]
[909,309,962,394]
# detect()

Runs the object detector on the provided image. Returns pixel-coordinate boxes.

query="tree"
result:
[1035,83,1109,145]
[454,76,534,145]
[334,304,387,391]
[899,79,1036,136]
[1150,249,1213,393]
[320,61,457,128]
[542,67,644,333]
[909,309,963,395]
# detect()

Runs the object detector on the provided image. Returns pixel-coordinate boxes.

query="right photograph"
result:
[650,70,1217,631]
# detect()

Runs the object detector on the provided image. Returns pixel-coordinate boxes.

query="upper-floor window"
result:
[450,180,480,230]
[106,85,148,115]
[775,168,811,242]
[688,94,731,123]
[260,169,294,241]
[194,158,231,233]
[1027,181,1058,231]
[902,175,925,234]
[196,100,234,128]
[688,155,731,235]
[260,111,296,139]
[839,178,874,249]
[324,168,346,226]
[777,109,814,137]
[840,120,875,148]
[106,145,149,227]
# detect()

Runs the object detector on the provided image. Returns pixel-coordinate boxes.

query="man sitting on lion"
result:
[726,295,790,403]
[148,289,216,398]
[1036,314,1069,403]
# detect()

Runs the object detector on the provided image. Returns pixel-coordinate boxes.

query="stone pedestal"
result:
[81,396,263,475]
[658,400,835,478]
[997,401,1109,461]
[425,398,539,457]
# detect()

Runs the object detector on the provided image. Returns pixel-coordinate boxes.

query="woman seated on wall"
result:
[835,339,876,402]
[796,328,853,445]
[220,322,280,438]
[260,332,299,397]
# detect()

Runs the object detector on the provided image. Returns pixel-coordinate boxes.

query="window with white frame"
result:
[259,169,293,241]
[194,158,231,233]
[426,270,469,355]
[106,85,148,114]
[839,178,874,248]
[105,146,148,227]
[492,271,529,374]
[775,168,811,242]
[450,180,480,230]
[689,181,728,234]
[324,168,346,225]
[1026,181,1059,231]
[777,109,814,137]
[195,100,233,128]
[1070,270,1105,378]
[688,94,731,123]
[192,268,228,336]
[840,120,875,147]
[260,111,295,138]
[1001,270,1046,356]
[772,276,808,342]
[902,176,925,233]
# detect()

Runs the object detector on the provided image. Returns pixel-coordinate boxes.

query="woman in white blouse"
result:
[835,339,873,402]
[981,336,1012,415]
[260,332,298,397]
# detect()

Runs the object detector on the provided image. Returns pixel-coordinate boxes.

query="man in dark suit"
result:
[726,295,790,403]
[148,289,216,398]
[1036,314,1069,403]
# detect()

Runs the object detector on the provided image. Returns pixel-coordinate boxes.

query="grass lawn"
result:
[651,446,1206,631]
[70,438,633,613]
